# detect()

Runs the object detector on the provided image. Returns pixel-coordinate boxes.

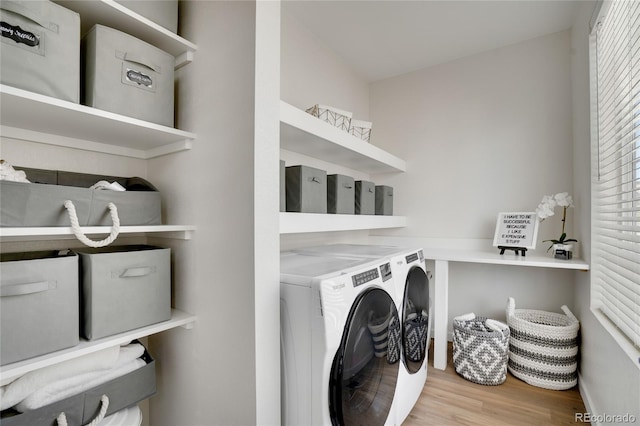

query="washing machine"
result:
[292,244,431,425]
[280,251,401,426]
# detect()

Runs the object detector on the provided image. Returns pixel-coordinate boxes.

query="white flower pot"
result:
[553,243,574,260]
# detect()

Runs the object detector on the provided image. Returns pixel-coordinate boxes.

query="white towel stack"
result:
[1,343,146,412]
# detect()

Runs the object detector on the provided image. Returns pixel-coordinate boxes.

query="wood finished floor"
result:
[402,342,587,426]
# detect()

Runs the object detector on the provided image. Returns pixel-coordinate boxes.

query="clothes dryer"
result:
[292,244,431,425]
[280,252,400,426]
[388,249,431,424]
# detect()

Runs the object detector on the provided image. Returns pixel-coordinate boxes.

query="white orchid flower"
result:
[554,192,574,207]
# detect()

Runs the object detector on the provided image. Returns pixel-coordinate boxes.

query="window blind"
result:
[591,0,640,357]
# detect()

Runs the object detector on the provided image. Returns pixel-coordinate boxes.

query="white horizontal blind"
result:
[592,0,640,354]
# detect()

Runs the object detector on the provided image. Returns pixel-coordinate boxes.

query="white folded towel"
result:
[0,345,120,410]
[485,319,509,335]
[15,344,145,412]
[0,161,29,183]
[16,358,145,412]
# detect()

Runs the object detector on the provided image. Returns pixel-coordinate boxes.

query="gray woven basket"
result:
[452,315,510,385]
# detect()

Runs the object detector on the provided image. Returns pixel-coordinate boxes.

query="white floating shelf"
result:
[0,225,196,242]
[0,309,196,386]
[1,85,195,159]
[280,101,407,174]
[280,213,407,234]
[421,247,590,270]
[54,0,197,68]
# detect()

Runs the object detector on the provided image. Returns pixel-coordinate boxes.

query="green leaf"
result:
[564,238,578,243]
[559,233,567,243]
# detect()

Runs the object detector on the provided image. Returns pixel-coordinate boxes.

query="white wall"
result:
[280,7,373,251]
[280,9,370,120]
[370,30,574,245]
[570,1,640,421]
[147,2,262,425]
[368,31,579,332]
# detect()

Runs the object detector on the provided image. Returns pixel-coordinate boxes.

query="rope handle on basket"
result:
[506,297,515,317]
[560,305,578,322]
[55,395,109,426]
[64,200,120,248]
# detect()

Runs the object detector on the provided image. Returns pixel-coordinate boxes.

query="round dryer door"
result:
[329,288,400,426]
[402,266,430,374]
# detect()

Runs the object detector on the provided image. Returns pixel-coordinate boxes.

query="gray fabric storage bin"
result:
[0,167,162,227]
[355,180,375,215]
[0,344,156,425]
[115,0,178,33]
[0,251,79,365]
[280,160,286,212]
[0,0,80,102]
[285,165,327,213]
[82,24,175,127]
[375,185,394,215]
[76,245,171,340]
[327,174,355,214]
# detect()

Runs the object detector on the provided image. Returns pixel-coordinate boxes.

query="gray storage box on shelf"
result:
[82,24,175,127]
[280,160,286,212]
[0,0,80,102]
[285,165,327,213]
[0,344,156,425]
[115,0,178,33]
[75,245,171,340]
[0,167,162,227]
[375,185,394,215]
[327,174,355,214]
[355,180,375,215]
[453,314,510,386]
[0,251,79,365]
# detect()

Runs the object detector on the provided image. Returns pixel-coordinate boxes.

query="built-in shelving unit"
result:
[0,309,196,386]
[0,225,196,242]
[280,101,406,174]
[279,102,408,234]
[280,213,407,234]
[0,0,198,399]
[1,85,195,159]
[53,0,197,68]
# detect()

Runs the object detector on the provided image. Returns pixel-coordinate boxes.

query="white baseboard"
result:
[578,372,599,425]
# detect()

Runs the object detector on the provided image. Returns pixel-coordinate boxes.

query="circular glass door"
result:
[402,266,430,374]
[329,288,400,426]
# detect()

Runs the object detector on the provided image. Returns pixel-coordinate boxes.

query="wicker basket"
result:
[506,297,580,390]
[305,104,352,132]
[452,314,510,385]
[349,119,372,142]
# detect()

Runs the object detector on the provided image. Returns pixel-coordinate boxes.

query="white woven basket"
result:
[506,297,580,390]
[305,104,352,132]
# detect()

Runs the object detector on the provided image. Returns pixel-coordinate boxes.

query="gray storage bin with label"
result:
[76,245,171,340]
[82,24,175,127]
[327,174,355,214]
[0,0,80,102]
[0,344,156,425]
[115,0,178,33]
[0,167,162,227]
[375,185,394,215]
[355,180,375,215]
[285,165,327,213]
[0,251,79,365]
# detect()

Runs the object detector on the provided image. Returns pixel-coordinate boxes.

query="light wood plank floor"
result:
[403,342,587,426]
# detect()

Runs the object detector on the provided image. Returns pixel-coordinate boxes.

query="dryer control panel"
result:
[380,262,392,282]
[352,268,379,287]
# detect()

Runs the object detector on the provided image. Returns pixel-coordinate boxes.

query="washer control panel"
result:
[380,262,392,282]
[406,252,419,264]
[352,268,380,287]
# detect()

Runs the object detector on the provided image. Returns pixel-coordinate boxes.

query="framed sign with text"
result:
[493,212,539,253]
